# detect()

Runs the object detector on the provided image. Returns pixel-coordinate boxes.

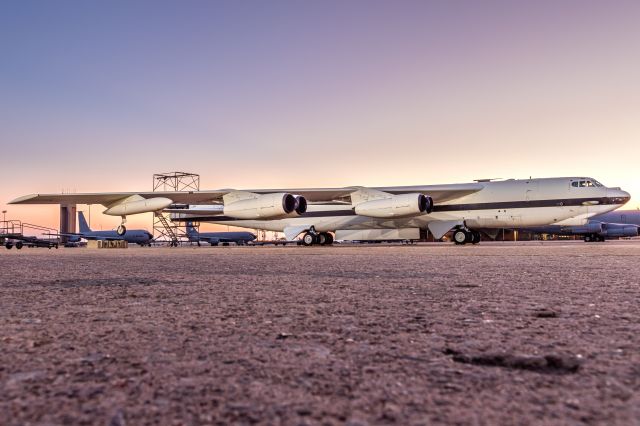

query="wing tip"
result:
[8,194,39,204]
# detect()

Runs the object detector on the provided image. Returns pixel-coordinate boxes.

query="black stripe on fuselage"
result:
[176,197,624,223]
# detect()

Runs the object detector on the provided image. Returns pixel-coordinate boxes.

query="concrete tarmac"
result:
[1,241,639,425]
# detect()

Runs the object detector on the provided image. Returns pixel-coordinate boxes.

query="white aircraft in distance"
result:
[10,177,630,245]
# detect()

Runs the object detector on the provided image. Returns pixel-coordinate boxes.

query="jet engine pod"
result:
[570,223,603,234]
[355,193,432,218]
[223,192,299,219]
[602,224,640,238]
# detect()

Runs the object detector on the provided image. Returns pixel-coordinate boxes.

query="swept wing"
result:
[10,183,482,206]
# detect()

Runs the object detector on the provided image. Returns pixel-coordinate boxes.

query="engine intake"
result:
[294,196,308,215]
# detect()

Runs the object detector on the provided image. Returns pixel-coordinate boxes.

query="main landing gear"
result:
[452,228,481,245]
[584,234,605,243]
[301,229,334,246]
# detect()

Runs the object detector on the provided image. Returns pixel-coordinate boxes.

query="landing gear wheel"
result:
[471,230,481,245]
[598,235,606,242]
[453,230,468,245]
[584,235,592,243]
[318,233,327,245]
[323,232,334,245]
[16,241,23,250]
[302,233,315,246]
[117,225,127,236]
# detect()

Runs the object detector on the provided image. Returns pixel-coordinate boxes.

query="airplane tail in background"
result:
[186,222,199,237]
[78,211,92,233]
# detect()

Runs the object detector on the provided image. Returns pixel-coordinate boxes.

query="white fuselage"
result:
[199,178,630,235]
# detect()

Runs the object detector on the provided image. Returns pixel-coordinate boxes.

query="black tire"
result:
[324,232,334,245]
[16,242,23,250]
[6,242,13,250]
[453,230,467,245]
[302,233,315,246]
[117,225,127,236]
[318,233,327,245]
[471,230,481,245]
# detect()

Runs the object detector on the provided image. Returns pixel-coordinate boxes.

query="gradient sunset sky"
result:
[1,1,639,232]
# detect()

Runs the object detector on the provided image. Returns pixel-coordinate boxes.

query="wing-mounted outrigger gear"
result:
[117,216,127,236]
[101,195,173,236]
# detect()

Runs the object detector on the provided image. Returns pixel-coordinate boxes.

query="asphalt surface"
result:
[1,241,639,425]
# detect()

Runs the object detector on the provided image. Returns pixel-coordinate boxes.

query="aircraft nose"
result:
[608,188,631,205]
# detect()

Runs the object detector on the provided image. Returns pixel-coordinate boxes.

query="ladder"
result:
[154,213,179,246]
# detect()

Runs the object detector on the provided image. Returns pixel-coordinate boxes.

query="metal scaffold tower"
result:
[152,172,200,246]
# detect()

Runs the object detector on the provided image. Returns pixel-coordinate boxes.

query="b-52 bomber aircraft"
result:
[10,176,630,245]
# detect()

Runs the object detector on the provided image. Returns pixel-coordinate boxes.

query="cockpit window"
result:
[572,179,601,188]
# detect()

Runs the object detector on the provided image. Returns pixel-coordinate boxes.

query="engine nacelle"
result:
[355,193,432,218]
[223,193,305,219]
[601,224,639,238]
[104,195,173,216]
[569,223,603,234]
[293,195,307,215]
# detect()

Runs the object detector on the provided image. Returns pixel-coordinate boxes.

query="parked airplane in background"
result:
[521,209,640,242]
[185,222,256,246]
[10,176,630,245]
[63,212,154,246]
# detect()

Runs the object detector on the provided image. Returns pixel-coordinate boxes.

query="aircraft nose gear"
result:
[117,216,127,236]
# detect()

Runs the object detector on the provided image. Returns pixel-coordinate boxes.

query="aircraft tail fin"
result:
[78,211,92,233]
[186,222,198,237]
